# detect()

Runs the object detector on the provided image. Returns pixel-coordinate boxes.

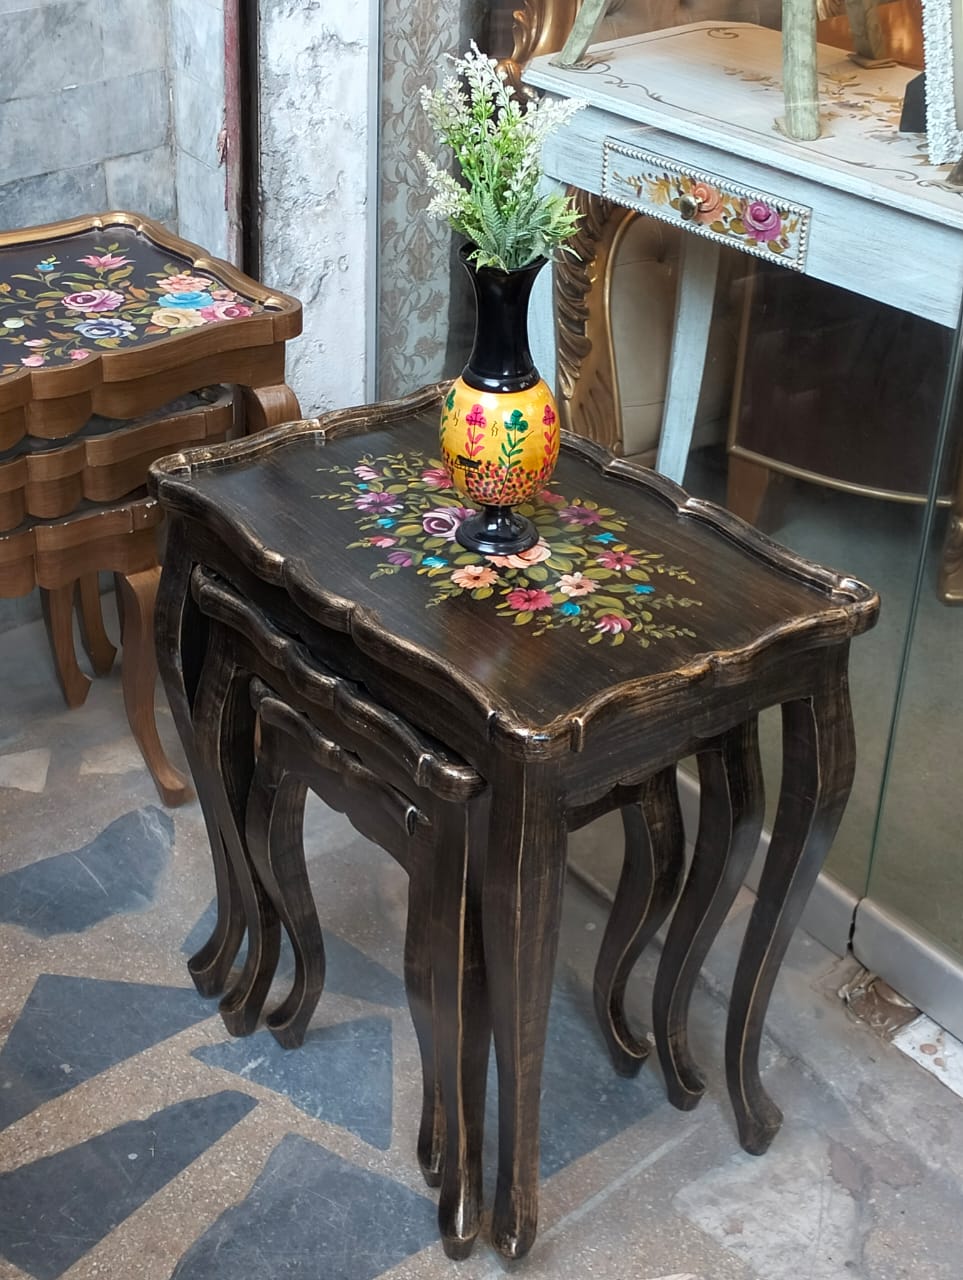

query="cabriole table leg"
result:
[593,771,686,1077]
[653,718,764,1111]
[484,757,567,1261]
[726,654,856,1154]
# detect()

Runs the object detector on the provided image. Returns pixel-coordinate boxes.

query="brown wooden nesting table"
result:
[151,384,878,1259]
[0,211,302,803]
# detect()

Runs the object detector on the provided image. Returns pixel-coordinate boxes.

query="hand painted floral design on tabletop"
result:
[317,450,701,647]
[0,242,266,375]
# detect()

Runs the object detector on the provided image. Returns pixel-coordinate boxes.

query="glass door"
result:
[854,306,963,1035]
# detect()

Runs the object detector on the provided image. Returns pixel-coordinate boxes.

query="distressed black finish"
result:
[151,384,878,1261]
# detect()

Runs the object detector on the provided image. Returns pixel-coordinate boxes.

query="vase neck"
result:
[459,247,545,394]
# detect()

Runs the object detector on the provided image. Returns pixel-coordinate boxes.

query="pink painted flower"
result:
[79,253,131,270]
[156,273,214,292]
[62,289,125,312]
[557,572,598,597]
[486,539,552,569]
[742,201,782,241]
[422,506,474,540]
[421,466,452,489]
[20,354,45,366]
[354,464,380,480]
[451,564,498,589]
[465,403,487,427]
[199,301,254,321]
[23,339,50,348]
[355,491,402,513]
[69,349,91,360]
[368,535,397,547]
[596,614,632,634]
[538,489,566,505]
[542,404,556,426]
[210,288,238,301]
[559,504,602,526]
[596,549,636,570]
[387,550,414,567]
[506,588,553,612]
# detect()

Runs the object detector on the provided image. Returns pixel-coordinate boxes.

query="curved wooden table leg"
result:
[433,798,490,1260]
[485,759,567,1261]
[593,768,686,1078]
[116,566,190,807]
[653,719,764,1111]
[246,742,325,1050]
[193,629,281,1036]
[242,383,302,433]
[726,656,856,1155]
[42,583,91,708]
[77,573,117,676]
[156,527,245,994]
[405,835,444,1191]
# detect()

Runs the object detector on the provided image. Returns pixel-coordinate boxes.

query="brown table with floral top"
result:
[0,211,302,804]
[150,384,878,1258]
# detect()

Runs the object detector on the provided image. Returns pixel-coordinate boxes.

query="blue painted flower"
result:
[593,532,617,543]
[422,556,447,567]
[356,483,369,491]
[376,517,395,528]
[75,318,137,340]
[158,291,214,309]
[559,601,581,616]
[633,584,654,594]
[36,259,58,272]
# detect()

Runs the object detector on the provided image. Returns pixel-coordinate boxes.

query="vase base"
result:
[456,506,538,555]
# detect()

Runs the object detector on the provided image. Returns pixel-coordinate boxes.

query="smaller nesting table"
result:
[152,385,878,1259]
[0,211,302,802]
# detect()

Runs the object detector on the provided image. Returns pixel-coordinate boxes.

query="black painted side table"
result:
[151,384,878,1261]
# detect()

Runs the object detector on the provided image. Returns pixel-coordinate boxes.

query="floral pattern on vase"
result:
[316,449,702,647]
[440,379,560,508]
[0,243,265,374]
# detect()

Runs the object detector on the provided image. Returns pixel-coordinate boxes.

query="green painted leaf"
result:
[581,568,615,581]
[386,484,407,493]
[395,524,424,536]
[512,611,533,625]
[590,595,626,609]
[473,586,494,599]
[588,632,604,644]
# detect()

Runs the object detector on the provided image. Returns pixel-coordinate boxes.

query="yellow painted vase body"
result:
[441,246,559,552]
[441,377,560,508]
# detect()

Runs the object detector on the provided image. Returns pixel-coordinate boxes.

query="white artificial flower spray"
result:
[418,43,586,271]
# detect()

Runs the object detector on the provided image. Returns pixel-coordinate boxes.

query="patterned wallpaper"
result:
[377,0,485,399]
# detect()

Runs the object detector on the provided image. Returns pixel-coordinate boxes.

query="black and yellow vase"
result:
[440,244,560,554]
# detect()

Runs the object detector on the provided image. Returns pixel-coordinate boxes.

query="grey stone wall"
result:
[170,0,229,260]
[0,0,231,636]
[0,0,175,231]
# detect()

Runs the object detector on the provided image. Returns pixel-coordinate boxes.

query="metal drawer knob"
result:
[679,193,702,221]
